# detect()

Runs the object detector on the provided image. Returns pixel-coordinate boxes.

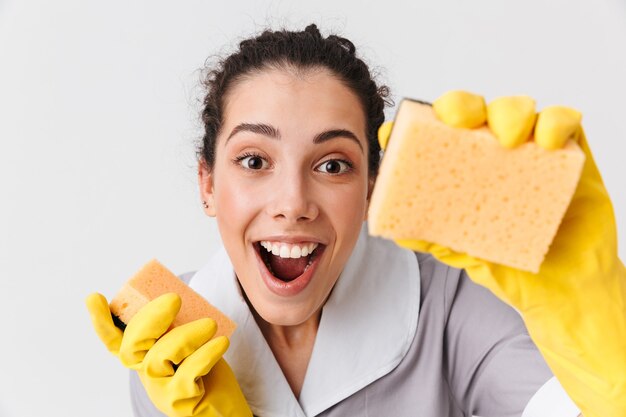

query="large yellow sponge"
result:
[368,99,585,273]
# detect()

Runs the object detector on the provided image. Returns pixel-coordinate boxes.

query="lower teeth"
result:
[260,245,317,278]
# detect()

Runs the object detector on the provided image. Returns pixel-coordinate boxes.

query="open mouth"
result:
[254,241,324,283]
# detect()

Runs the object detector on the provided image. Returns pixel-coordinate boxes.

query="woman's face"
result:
[199,67,371,326]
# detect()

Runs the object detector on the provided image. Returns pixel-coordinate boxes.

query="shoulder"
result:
[413,251,529,343]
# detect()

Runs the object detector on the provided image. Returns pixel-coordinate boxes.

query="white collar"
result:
[189,224,420,417]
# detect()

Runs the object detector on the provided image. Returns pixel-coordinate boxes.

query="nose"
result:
[265,173,319,223]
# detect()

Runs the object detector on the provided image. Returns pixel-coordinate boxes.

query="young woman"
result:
[87,24,626,417]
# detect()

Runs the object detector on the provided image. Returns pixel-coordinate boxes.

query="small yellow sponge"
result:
[368,99,585,273]
[110,259,236,338]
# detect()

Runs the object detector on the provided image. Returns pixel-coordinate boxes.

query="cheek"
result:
[213,165,265,214]
[212,173,264,241]
[323,182,369,235]
[214,183,248,217]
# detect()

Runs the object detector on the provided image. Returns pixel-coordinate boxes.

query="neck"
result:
[250,304,322,399]
[254,308,321,348]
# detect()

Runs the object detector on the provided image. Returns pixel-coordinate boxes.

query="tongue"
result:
[268,254,309,281]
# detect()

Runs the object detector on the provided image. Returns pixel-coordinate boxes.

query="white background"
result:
[1,1,625,416]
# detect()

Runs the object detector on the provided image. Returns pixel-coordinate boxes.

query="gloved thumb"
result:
[86,292,123,356]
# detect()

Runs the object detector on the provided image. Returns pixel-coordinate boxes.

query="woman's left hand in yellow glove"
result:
[380,91,626,417]
[86,292,252,417]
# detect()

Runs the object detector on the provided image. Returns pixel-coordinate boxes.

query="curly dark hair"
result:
[198,24,392,177]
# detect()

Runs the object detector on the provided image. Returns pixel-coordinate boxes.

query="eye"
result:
[235,153,270,170]
[316,159,353,175]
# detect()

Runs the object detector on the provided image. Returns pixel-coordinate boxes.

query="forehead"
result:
[221,67,367,139]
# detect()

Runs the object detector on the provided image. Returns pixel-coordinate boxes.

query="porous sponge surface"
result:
[368,100,585,273]
[110,259,236,338]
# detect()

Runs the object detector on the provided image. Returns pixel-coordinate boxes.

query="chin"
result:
[252,297,321,327]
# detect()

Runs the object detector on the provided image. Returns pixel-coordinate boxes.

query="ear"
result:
[198,160,217,217]
[363,176,376,221]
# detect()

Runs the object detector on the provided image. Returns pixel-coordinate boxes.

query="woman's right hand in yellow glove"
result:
[86,292,252,417]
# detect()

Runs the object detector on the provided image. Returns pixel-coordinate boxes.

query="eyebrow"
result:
[226,123,364,153]
[313,129,363,152]
[227,123,280,142]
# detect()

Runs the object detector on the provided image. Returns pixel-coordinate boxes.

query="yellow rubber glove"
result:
[379,91,626,417]
[86,292,253,417]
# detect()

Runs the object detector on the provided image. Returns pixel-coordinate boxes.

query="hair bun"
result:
[304,24,322,37]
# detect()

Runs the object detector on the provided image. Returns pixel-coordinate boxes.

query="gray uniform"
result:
[130,225,579,417]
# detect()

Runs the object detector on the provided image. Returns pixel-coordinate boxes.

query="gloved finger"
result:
[378,121,394,150]
[175,336,229,383]
[487,96,537,148]
[85,292,123,355]
[120,293,182,370]
[534,105,582,150]
[143,318,218,378]
[196,359,251,416]
[395,238,484,271]
[165,338,231,416]
[432,90,487,129]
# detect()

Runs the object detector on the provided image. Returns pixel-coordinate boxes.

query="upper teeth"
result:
[259,241,319,259]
